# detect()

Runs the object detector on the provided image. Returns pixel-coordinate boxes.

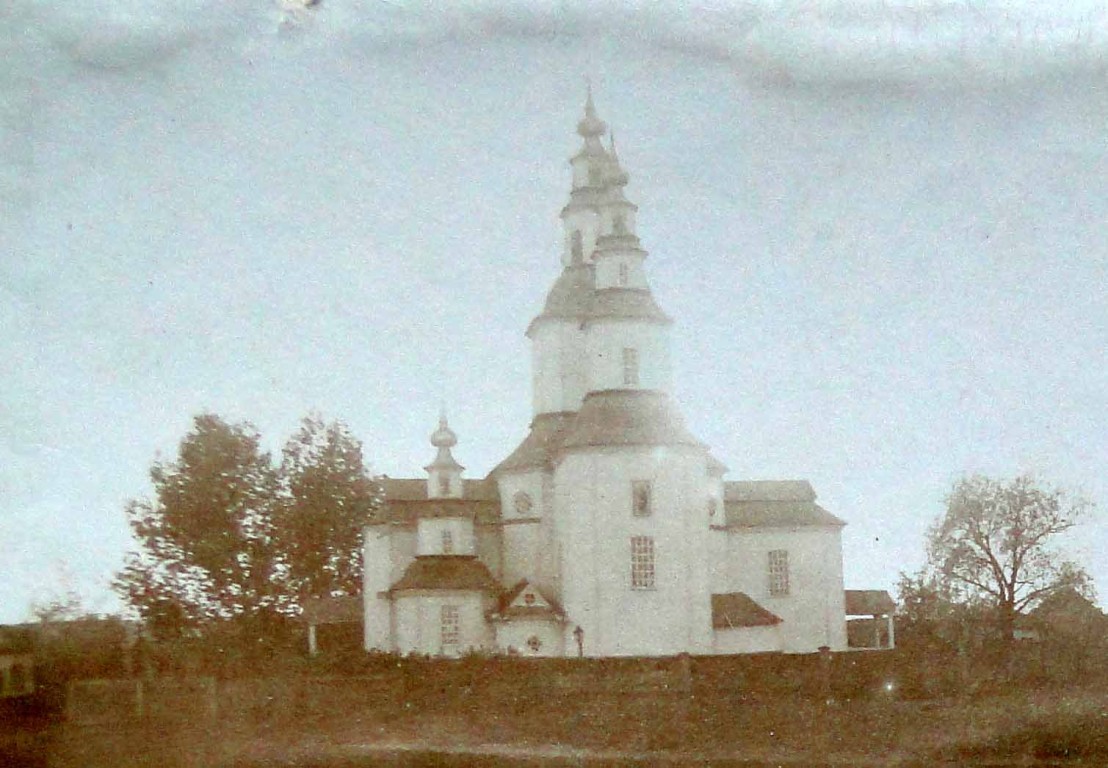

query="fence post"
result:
[65,680,75,722]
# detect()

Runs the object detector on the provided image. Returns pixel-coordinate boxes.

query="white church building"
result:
[362,94,886,658]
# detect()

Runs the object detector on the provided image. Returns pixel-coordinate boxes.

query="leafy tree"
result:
[115,414,281,631]
[925,474,1092,645]
[273,415,383,603]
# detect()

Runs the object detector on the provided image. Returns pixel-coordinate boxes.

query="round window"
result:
[513,491,534,516]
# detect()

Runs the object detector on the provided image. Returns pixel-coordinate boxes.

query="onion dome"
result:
[577,85,607,138]
[430,413,457,449]
[426,413,463,471]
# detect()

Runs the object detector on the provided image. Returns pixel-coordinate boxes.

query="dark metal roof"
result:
[374,498,501,526]
[300,596,362,625]
[492,412,578,475]
[725,480,816,502]
[372,478,501,525]
[389,556,501,594]
[844,590,896,616]
[711,593,783,629]
[382,477,498,501]
[720,480,845,528]
[527,265,595,333]
[585,288,671,325]
[561,390,705,451]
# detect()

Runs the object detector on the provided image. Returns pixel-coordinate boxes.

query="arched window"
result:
[571,231,583,264]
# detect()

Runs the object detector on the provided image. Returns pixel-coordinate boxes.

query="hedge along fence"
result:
[66,678,217,726]
[64,650,907,727]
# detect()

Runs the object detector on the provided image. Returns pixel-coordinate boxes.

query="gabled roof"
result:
[492,412,578,475]
[300,595,362,625]
[561,390,705,451]
[1029,587,1107,622]
[725,480,816,502]
[389,556,501,594]
[493,579,565,621]
[844,590,896,616]
[720,480,846,529]
[711,593,782,629]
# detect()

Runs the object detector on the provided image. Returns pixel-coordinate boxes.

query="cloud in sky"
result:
[11,1,1108,82]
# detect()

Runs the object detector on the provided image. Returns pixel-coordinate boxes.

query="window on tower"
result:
[618,262,629,286]
[768,550,790,596]
[630,536,655,590]
[438,475,451,496]
[571,231,583,263]
[632,480,652,517]
[622,347,639,387]
[441,528,454,555]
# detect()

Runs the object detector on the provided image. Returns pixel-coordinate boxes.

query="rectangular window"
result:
[441,605,460,651]
[768,550,789,596]
[630,536,655,590]
[441,529,454,555]
[631,480,652,517]
[622,347,639,387]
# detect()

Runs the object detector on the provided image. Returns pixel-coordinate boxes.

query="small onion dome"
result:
[606,131,630,187]
[577,88,607,138]
[430,414,457,448]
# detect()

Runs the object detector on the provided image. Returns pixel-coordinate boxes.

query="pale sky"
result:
[2,1,1106,621]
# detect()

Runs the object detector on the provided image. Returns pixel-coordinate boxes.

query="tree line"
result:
[898,473,1099,686]
[114,413,382,646]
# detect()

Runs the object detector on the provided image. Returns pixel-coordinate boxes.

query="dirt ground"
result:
[7,683,1106,767]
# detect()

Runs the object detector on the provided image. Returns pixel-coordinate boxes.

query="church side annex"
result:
[362,93,886,658]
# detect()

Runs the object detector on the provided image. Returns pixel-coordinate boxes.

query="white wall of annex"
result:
[362,525,393,651]
[495,619,565,657]
[712,625,783,655]
[393,592,492,657]
[720,528,847,653]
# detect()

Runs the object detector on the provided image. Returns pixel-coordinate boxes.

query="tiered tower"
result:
[494,91,716,656]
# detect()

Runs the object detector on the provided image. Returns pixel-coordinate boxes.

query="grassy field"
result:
[7,681,1105,767]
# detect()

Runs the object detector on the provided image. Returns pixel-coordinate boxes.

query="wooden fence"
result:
[64,650,904,726]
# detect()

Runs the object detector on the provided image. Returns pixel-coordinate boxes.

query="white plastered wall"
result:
[495,619,565,657]
[584,320,672,393]
[555,447,715,657]
[393,591,493,657]
[713,625,783,654]
[416,517,476,556]
[531,321,588,414]
[363,524,394,651]
[714,527,847,653]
